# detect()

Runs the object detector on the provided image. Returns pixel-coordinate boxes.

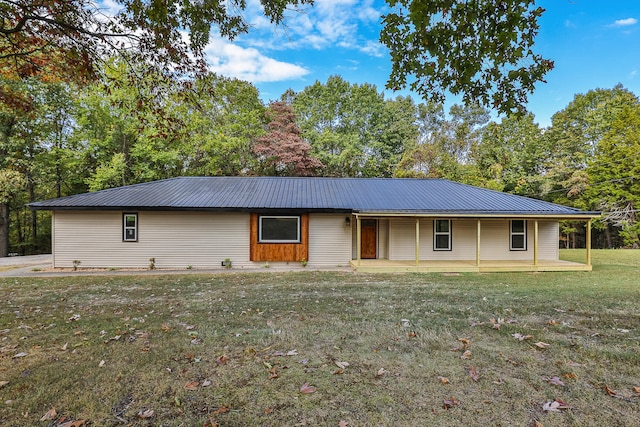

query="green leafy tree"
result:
[381,0,553,114]
[291,76,417,177]
[0,168,25,256]
[543,85,639,205]
[180,73,265,176]
[472,112,546,194]
[0,78,81,254]
[396,102,489,182]
[585,105,640,248]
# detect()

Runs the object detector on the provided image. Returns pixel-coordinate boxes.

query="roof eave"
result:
[354,211,601,219]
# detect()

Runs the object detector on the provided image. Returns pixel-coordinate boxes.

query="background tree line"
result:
[1,60,639,255]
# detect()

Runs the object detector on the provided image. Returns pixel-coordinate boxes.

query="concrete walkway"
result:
[0,254,352,278]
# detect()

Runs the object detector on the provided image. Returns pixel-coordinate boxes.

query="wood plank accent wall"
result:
[250,213,309,262]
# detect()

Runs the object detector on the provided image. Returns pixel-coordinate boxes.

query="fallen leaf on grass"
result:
[543,376,565,387]
[534,342,550,349]
[460,350,472,359]
[333,369,344,375]
[511,333,532,341]
[137,409,154,419]
[269,367,279,379]
[437,376,449,384]
[443,396,461,409]
[633,386,640,396]
[542,399,571,412]
[0,381,8,388]
[213,405,229,415]
[12,352,27,359]
[376,368,386,377]
[490,318,503,330]
[467,366,480,382]
[604,385,624,399]
[184,381,199,391]
[202,379,212,387]
[458,338,470,348]
[339,420,349,427]
[40,408,57,421]
[531,421,544,427]
[98,360,105,367]
[300,383,317,394]
[335,361,349,370]
[215,354,230,365]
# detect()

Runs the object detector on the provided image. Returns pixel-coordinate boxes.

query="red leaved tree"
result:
[252,102,323,176]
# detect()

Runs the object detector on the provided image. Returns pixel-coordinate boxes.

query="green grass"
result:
[1,249,639,426]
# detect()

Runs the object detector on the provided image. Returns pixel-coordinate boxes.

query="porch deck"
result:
[350,259,592,273]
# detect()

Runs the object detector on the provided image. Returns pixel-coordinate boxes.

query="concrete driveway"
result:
[0,254,52,277]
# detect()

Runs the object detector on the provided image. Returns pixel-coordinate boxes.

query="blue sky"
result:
[196,0,640,128]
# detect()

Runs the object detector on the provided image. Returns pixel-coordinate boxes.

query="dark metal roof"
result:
[28,177,599,217]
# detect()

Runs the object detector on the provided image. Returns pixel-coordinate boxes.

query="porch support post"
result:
[586,219,592,267]
[476,219,481,267]
[534,220,539,266]
[415,218,420,268]
[356,216,362,267]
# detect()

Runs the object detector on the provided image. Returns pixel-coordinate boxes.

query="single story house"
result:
[28,177,600,272]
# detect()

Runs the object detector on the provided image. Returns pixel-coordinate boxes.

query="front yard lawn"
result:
[1,250,639,426]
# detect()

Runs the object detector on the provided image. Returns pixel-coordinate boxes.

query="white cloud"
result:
[205,38,309,83]
[198,1,386,84]
[242,0,384,55]
[611,18,638,27]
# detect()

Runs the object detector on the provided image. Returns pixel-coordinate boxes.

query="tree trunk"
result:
[604,224,612,249]
[28,181,37,253]
[0,203,8,257]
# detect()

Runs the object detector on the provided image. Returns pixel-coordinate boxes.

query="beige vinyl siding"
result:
[387,218,560,262]
[388,218,416,260]
[308,214,352,266]
[378,219,389,259]
[53,211,251,268]
[479,219,558,260]
[388,218,476,261]
[538,221,559,260]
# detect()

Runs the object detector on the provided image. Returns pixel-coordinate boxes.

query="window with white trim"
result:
[123,213,138,242]
[259,216,300,243]
[510,220,527,250]
[434,219,451,251]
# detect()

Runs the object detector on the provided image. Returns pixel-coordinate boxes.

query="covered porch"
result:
[351,213,596,273]
[350,258,592,273]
